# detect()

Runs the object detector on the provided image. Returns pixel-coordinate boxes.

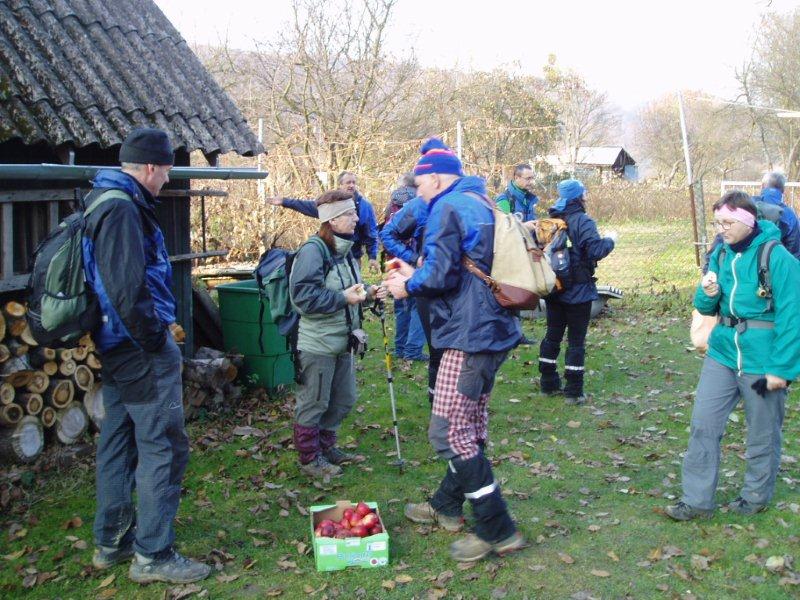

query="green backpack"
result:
[27,190,129,346]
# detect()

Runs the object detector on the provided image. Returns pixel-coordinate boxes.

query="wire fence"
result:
[191,178,712,296]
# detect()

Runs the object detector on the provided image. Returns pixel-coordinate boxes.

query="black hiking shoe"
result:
[664,501,713,521]
[128,549,210,584]
[93,544,135,570]
[727,496,766,516]
[323,446,358,465]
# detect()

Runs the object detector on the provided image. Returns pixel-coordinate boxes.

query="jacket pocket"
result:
[104,345,157,404]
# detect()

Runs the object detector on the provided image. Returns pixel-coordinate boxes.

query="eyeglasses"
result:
[713,221,735,231]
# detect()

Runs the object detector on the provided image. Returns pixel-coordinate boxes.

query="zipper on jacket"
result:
[729,252,743,374]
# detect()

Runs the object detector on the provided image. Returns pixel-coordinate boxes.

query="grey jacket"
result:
[289,235,362,355]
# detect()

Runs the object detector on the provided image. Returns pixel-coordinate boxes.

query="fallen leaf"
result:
[395,574,414,584]
[435,569,454,587]
[491,587,508,599]
[766,556,786,572]
[3,548,27,561]
[216,574,239,583]
[558,552,575,564]
[590,569,610,578]
[508,398,521,403]
[588,525,601,533]
[265,587,283,597]
[567,421,581,429]
[690,555,710,571]
[61,516,83,530]
[96,588,117,599]
[98,574,116,589]
[607,550,620,562]
[382,580,396,590]
[72,540,88,550]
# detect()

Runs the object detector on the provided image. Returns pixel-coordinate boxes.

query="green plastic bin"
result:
[216,279,294,389]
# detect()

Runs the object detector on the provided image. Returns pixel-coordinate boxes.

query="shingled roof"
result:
[0,0,263,156]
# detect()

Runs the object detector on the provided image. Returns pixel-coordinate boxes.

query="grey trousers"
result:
[681,357,786,510]
[295,350,357,431]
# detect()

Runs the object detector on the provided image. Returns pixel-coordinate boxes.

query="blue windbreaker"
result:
[82,170,175,352]
[406,176,521,353]
[282,192,379,260]
[379,196,427,264]
[755,188,800,259]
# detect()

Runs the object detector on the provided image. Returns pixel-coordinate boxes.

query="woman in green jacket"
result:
[289,190,387,478]
[666,191,800,521]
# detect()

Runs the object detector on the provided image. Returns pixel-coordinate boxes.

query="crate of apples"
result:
[314,502,383,539]
[310,500,389,571]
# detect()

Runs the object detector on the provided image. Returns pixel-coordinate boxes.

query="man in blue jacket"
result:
[84,129,210,584]
[494,163,539,222]
[384,139,524,562]
[755,172,800,259]
[267,171,380,270]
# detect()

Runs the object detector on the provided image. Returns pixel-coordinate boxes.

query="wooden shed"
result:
[0,0,265,354]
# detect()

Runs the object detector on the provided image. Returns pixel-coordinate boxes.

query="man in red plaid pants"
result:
[384,138,525,562]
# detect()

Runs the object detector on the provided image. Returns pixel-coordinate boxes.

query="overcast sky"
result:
[155,0,796,112]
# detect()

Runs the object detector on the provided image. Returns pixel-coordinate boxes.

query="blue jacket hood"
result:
[760,188,783,205]
[452,175,488,197]
[90,169,152,209]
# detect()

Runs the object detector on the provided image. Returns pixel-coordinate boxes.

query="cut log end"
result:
[20,393,43,416]
[0,382,14,405]
[83,383,104,432]
[56,402,89,445]
[73,365,94,392]
[59,359,77,377]
[3,301,27,318]
[0,403,24,426]
[25,371,49,394]
[40,406,56,428]
[47,379,75,409]
[0,416,44,464]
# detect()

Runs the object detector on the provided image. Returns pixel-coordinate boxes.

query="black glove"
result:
[751,378,768,397]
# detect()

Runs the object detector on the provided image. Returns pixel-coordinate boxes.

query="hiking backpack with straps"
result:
[461,192,556,309]
[532,218,572,291]
[26,190,130,346]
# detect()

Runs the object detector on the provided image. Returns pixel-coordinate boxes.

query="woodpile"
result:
[182,347,243,420]
[0,302,99,464]
[0,300,246,463]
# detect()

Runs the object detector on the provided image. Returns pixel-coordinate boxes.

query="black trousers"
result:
[416,297,444,405]
[538,300,592,396]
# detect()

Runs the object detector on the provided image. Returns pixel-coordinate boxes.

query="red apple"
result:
[339,517,350,529]
[314,526,323,537]
[359,513,378,528]
[334,529,349,539]
[350,525,368,538]
[343,508,355,520]
[349,515,361,527]
[355,502,372,517]
[319,519,336,528]
[321,524,335,537]
[369,524,383,535]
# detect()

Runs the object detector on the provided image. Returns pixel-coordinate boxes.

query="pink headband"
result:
[714,205,756,228]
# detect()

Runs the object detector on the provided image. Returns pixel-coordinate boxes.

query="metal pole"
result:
[677,92,701,267]
[257,118,265,203]
[456,121,463,160]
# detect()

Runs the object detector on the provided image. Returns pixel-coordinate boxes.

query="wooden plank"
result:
[168,250,229,263]
[2,203,13,278]
[0,189,88,203]
[47,201,60,230]
[0,188,228,203]
[0,275,28,293]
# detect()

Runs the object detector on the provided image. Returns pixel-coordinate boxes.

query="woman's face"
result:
[714,217,752,245]
[329,209,358,235]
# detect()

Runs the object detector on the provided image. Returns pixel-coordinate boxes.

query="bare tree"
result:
[544,56,619,170]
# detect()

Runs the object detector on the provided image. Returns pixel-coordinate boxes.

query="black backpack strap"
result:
[757,239,778,311]
[344,252,364,324]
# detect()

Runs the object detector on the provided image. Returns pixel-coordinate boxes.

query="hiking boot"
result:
[406,353,429,362]
[93,544,135,570]
[299,455,342,478]
[128,550,210,584]
[404,502,464,532]
[449,531,526,562]
[564,395,586,405]
[727,496,766,516]
[323,446,358,465]
[664,501,714,521]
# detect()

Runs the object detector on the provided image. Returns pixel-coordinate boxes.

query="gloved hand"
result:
[751,377,769,397]
[605,230,619,243]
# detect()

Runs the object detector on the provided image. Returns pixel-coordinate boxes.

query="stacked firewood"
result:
[0,301,246,464]
[0,301,102,464]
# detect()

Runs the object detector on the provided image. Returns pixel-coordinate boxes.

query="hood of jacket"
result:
[90,169,154,210]
[549,198,586,219]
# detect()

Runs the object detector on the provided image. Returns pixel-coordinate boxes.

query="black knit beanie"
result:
[119,128,174,165]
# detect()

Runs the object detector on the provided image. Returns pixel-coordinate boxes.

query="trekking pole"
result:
[373,300,405,473]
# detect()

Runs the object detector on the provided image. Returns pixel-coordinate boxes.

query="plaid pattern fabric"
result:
[432,349,491,460]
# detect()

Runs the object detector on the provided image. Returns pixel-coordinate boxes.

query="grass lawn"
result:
[1,298,799,599]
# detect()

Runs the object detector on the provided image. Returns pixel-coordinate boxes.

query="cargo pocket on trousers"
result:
[108,350,157,404]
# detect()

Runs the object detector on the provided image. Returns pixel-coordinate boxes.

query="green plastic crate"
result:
[216,279,294,389]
